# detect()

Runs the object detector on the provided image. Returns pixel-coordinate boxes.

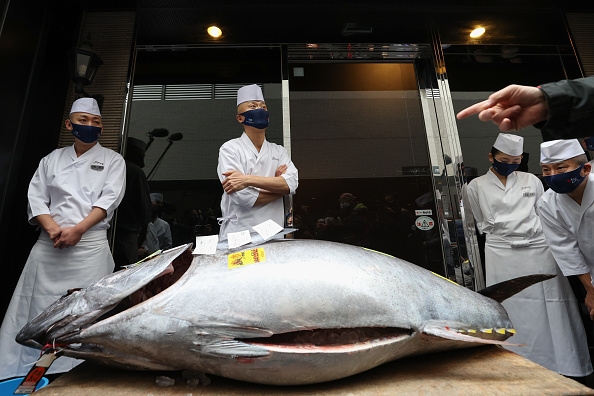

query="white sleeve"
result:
[279,147,298,195]
[465,180,485,234]
[537,199,590,276]
[27,156,51,225]
[217,144,258,208]
[93,153,127,217]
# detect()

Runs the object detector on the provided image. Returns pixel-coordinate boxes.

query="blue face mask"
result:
[544,164,586,194]
[491,157,519,177]
[70,121,101,143]
[239,109,269,130]
[585,137,594,151]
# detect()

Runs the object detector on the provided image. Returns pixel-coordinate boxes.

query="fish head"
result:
[16,245,192,361]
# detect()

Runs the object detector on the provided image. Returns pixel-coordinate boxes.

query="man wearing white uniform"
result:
[0,98,126,380]
[149,193,172,250]
[537,140,594,320]
[217,84,298,239]
[466,133,591,377]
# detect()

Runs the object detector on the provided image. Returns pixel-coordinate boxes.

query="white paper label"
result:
[415,209,432,216]
[193,235,219,255]
[252,219,283,240]
[227,230,252,249]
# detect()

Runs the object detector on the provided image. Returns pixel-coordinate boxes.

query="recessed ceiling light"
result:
[470,27,485,38]
[207,26,222,38]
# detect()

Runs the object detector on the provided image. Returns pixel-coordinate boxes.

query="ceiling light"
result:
[207,26,222,38]
[470,27,485,38]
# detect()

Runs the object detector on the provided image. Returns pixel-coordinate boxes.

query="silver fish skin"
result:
[18,240,514,385]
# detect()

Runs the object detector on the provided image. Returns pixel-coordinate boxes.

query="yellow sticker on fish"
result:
[228,248,266,269]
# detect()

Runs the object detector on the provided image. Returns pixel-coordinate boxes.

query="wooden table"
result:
[34,345,594,395]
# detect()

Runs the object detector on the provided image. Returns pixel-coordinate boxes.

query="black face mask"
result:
[544,164,586,194]
[70,121,101,143]
[239,109,269,129]
[491,157,519,177]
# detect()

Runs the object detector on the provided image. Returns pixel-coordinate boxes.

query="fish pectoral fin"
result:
[195,340,269,358]
[420,322,522,347]
[190,323,273,339]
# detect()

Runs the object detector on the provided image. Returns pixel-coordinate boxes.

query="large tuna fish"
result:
[17,240,550,385]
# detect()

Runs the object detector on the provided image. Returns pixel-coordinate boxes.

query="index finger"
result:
[456,99,491,120]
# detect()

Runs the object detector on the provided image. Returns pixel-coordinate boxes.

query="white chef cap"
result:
[237,84,264,106]
[150,193,163,203]
[493,133,523,156]
[70,97,101,116]
[540,139,585,164]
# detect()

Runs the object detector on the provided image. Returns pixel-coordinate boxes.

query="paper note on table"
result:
[193,235,219,255]
[227,229,252,249]
[252,219,283,240]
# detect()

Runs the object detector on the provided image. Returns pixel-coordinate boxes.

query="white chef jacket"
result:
[27,143,126,229]
[466,170,545,241]
[217,132,298,239]
[142,221,160,254]
[537,173,594,279]
[153,217,172,250]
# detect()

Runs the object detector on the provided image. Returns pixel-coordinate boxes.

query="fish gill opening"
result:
[240,327,413,349]
[75,249,196,338]
[25,249,196,348]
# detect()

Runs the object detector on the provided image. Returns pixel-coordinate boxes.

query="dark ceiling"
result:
[68,0,594,46]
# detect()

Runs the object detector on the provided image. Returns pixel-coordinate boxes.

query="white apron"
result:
[486,233,592,377]
[0,230,114,380]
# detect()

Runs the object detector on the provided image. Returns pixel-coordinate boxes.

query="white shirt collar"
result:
[68,142,101,161]
[486,167,516,190]
[240,132,268,158]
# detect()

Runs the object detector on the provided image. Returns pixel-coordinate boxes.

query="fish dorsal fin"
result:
[478,274,556,303]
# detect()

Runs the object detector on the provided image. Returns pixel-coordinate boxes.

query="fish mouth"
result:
[241,327,413,353]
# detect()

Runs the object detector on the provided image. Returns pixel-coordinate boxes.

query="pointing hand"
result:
[456,84,549,132]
